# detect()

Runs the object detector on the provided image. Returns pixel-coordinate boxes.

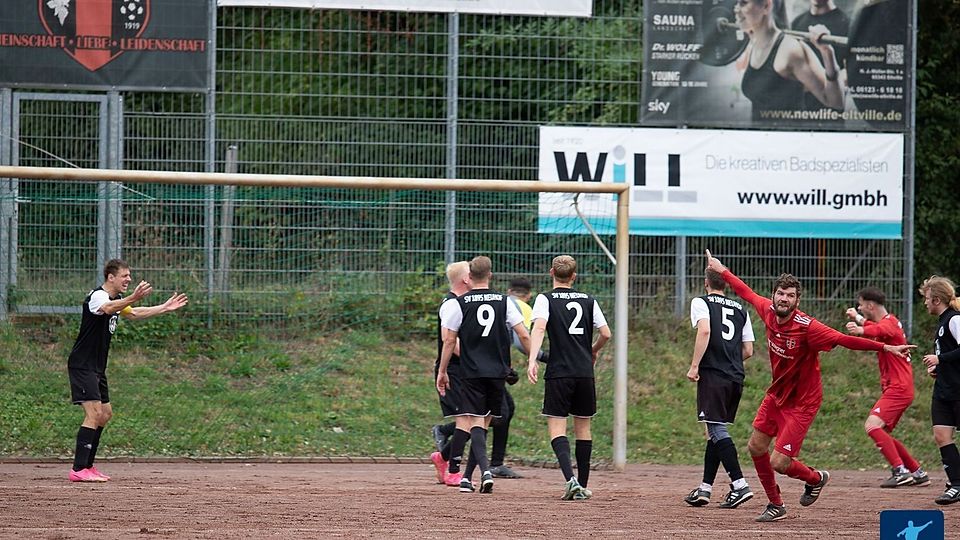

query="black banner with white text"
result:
[0,0,209,91]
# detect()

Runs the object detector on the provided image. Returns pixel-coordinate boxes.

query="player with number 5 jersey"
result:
[527,255,611,501]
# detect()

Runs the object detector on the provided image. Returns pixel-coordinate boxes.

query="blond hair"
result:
[445,261,469,287]
[919,275,960,311]
[552,255,577,282]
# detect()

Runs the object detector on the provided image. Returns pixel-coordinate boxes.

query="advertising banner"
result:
[217,0,592,17]
[0,0,210,91]
[539,126,904,238]
[641,0,910,132]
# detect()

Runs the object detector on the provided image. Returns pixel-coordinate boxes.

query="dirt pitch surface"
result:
[1,462,956,539]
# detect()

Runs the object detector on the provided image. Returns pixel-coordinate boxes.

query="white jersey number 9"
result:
[477,304,495,337]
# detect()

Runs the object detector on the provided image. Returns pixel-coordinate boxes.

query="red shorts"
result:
[869,386,914,431]
[752,393,820,458]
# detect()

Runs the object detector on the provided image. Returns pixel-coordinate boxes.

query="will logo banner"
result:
[879,510,944,540]
[39,0,151,71]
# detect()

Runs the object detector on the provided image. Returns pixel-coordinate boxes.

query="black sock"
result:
[703,439,721,486]
[439,422,456,438]
[73,426,97,472]
[447,428,470,474]
[87,426,104,469]
[715,437,744,482]
[551,436,575,482]
[940,443,960,486]
[490,419,509,467]
[464,446,478,480]
[575,439,593,488]
[470,426,490,474]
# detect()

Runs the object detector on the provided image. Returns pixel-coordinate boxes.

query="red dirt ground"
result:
[0,462,956,539]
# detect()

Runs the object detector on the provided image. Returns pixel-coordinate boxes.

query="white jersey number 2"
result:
[566,302,585,335]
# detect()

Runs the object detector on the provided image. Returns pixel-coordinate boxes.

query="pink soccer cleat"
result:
[444,471,463,487]
[88,466,110,481]
[430,452,447,484]
[69,468,107,483]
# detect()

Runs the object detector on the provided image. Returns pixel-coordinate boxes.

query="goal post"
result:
[0,165,631,471]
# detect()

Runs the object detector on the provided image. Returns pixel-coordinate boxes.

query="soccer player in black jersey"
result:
[683,268,755,509]
[437,256,530,494]
[430,261,473,487]
[919,276,960,504]
[67,259,188,482]
[526,255,611,500]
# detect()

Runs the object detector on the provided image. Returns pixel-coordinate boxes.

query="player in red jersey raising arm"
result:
[704,250,915,522]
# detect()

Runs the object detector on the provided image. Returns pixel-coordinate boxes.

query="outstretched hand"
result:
[131,280,153,301]
[705,249,727,274]
[162,292,189,313]
[883,343,916,358]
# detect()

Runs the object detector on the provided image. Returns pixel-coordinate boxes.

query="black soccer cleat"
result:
[799,470,829,507]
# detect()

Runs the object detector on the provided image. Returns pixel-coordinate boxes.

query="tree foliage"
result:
[914,0,960,280]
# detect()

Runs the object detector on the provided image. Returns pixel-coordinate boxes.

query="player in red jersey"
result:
[844,287,929,488]
[705,250,915,522]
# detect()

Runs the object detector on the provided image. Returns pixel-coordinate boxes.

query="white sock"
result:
[732,478,748,490]
[699,482,712,493]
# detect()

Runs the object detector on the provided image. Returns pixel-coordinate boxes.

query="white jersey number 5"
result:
[720,307,735,341]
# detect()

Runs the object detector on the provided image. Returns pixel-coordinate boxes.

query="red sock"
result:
[751,453,783,506]
[785,459,821,485]
[891,436,920,472]
[867,427,903,469]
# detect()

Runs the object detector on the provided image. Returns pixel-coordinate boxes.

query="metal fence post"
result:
[0,88,12,320]
[205,0,218,328]
[675,236,686,317]
[444,12,459,266]
[902,0,918,338]
[217,145,238,297]
[97,91,122,277]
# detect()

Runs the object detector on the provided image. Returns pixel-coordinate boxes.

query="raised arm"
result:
[99,280,152,314]
[705,249,768,311]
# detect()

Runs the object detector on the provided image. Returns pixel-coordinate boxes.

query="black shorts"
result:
[459,377,505,418]
[69,368,109,404]
[931,397,960,428]
[696,374,743,424]
[543,377,596,418]
[435,363,466,417]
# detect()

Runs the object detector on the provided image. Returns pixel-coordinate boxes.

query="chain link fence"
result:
[0,0,907,338]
